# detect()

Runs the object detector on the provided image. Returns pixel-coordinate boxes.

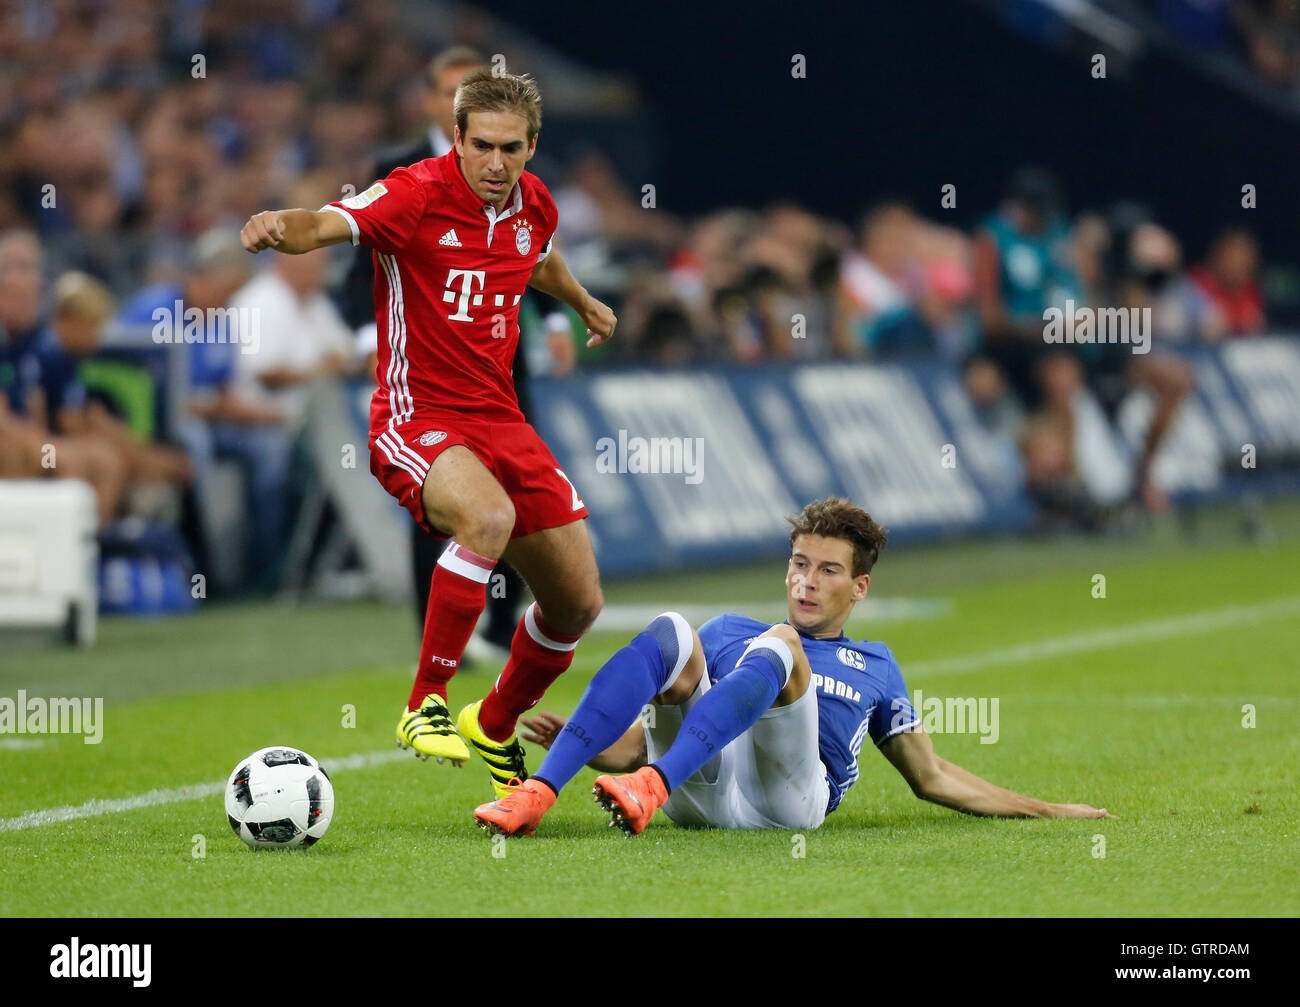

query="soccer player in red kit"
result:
[240,69,616,799]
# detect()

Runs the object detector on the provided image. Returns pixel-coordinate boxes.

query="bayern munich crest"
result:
[514,219,533,255]
[418,430,447,447]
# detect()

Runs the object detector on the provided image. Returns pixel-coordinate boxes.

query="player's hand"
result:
[519,711,566,750]
[241,211,287,253]
[1047,802,1114,819]
[579,295,617,348]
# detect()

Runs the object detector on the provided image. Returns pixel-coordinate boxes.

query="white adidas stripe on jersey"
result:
[375,431,427,486]
[379,253,401,424]
[377,429,429,477]
[844,713,872,784]
[439,229,462,246]
[378,253,414,426]
[390,253,414,424]
[388,429,431,478]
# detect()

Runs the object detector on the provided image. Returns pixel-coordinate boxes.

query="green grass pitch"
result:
[2,504,1298,917]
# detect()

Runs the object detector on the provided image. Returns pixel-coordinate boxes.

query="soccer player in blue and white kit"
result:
[474,497,1110,836]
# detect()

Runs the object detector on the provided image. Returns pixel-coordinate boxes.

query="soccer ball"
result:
[225,746,334,849]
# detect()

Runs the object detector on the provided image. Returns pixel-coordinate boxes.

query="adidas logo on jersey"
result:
[439,229,462,247]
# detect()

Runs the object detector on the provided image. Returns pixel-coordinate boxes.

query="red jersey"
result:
[1189,267,1266,337]
[325,149,558,430]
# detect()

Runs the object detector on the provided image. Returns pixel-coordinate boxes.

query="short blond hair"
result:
[53,271,116,325]
[454,66,542,142]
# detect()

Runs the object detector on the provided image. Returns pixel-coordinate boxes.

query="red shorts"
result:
[369,418,589,539]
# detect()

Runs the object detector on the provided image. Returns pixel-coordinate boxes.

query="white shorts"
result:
[643,670,830,830]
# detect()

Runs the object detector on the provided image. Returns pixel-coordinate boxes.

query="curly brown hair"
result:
[454,66,542,142]
[787,497,887,576]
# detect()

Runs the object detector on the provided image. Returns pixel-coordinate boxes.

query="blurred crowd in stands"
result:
[1156,0,1300,92]
[0,0,1286,595]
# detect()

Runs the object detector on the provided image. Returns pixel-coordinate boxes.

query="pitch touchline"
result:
[2,594,1296,832]
[907,595,1300,678]
[594,597,950,632]
[0,749,409,833]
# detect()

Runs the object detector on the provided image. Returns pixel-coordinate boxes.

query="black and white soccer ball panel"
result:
[225,746,334,849]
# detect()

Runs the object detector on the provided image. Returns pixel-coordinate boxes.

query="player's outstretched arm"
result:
[880,729,1111,819]
[528,248,617,348]
[519,712,647,772]
[240,208,353,255]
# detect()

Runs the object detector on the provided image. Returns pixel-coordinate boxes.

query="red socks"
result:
[409,543,585,739]
[478,602,582,741]
[408,541,494,710]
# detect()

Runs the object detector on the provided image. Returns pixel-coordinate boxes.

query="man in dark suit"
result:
[338,46,478,331]
[340,45,534,664]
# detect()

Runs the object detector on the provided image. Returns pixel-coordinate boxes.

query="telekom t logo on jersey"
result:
[442,269,523,322]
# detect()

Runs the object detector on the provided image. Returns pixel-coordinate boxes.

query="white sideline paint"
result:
[593,597,950,632]
[0,749,408,833]
[1004,694,1298,707]
[908,595,1300,678]
[3,594,1297,833]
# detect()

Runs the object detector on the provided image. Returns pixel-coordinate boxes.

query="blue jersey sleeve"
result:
[189,339,235,391]
[118,284,180,325]
[117,284,233,391]
[867,647,919,747]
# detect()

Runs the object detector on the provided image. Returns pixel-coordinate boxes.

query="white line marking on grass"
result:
[908,595,1300,678]
[594,597,949,632]
[0,748,408,833]
[1001,695,1299,707]
[6,595,1296,832]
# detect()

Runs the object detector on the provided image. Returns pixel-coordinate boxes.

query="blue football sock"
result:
[534,612,692,795]
[653,637,793,792]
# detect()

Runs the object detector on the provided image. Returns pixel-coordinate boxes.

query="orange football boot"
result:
[592,766,669,836]
[473,777,556,837]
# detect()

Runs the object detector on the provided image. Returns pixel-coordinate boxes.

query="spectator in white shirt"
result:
[230,244,352,430]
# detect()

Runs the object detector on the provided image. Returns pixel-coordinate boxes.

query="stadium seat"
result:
[0,480,99,645]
